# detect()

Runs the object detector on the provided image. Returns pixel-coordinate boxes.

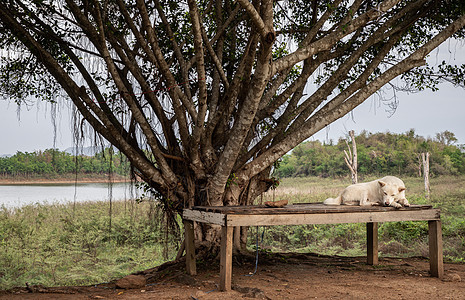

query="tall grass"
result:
[0,200,178,290]
[252,175,465,262]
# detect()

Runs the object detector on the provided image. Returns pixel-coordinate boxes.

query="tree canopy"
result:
[1,0,464,218]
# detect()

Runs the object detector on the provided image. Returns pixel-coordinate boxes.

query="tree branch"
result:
[238,11,465,182]
[272,0,402,76]
[187,0,208,176]
[236,0,274,42]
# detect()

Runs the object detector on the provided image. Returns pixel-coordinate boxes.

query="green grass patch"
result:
[0,200,177,290]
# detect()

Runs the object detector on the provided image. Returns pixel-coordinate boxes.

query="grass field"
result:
[1,175,464,290]
[0,200,179,290]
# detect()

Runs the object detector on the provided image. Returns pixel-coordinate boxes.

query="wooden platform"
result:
[182,203,443,291]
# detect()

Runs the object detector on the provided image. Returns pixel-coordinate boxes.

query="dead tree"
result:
[344,130,358,184]
[421,152,431,197]
[417,153,423,177]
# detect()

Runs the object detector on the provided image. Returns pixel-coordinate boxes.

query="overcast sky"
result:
[312,81,465,144]
[1,43,464,155]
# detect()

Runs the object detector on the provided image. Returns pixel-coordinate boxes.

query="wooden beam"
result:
[190,204,433,214]
[367,222,378,265]
[226,209,440,226]
[219,226,234,291]
[428,220,444,278]
[183,209,225,225]
[183,220,197,275]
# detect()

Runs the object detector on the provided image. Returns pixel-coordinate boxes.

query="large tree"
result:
[1,0,464,250]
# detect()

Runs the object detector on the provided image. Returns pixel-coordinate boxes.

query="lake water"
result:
[0,182,138,208]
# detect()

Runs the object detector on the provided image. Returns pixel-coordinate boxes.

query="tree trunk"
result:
[190,171,274,256]
[417,153,423,177]
[421,152,430,198]
[344,130,358,184]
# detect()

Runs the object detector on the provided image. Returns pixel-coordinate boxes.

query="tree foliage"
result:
[0,0,464,240]
[274,130,465,178]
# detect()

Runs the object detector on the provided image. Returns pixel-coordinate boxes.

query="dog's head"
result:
[378,181,406,206]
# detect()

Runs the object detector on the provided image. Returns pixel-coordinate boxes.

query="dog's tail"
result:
[323,195,342,205]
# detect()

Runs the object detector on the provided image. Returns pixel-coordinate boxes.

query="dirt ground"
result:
[1,253,464,300]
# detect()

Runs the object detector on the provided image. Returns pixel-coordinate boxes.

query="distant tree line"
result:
[0,148,130,177]
[274,130,465,178]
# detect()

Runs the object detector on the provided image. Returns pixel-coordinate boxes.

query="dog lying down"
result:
[323,176,410,208]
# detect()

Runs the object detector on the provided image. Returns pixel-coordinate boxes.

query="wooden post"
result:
[233,226,241,253]
[366,222,378,265]
[183,220,197,275]
[220,225,234,291]
[428,220,444,278]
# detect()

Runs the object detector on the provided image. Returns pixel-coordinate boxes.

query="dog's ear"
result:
[378,181,386,187]
[398,187,406,192]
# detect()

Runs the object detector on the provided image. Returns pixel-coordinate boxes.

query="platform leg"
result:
[220,225,234,291]
[428,220,443,278]
[367,222,378,265]
[184,220,196,275]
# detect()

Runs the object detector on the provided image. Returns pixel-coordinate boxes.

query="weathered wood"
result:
[367,222,378,265]
[233,226,241,251]
[219,226,233,291]
[183,205,443,292]
[183,208,225,225]
[190,203,433,215]
[183,220,197,275]
[428,220,444,278]
[344,130,358,184]
[224,209,440,226]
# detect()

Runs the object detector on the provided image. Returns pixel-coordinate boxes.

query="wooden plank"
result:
[428,220,444,278]
[191,204,433,215]
[219,226,234,291]
[183,209,225,225]
[226,209,440,226]
[183,204,443,294]
[183,220,197,275]
[367,222,378,265]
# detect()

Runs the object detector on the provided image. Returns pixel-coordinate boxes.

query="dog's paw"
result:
[391,203,402,209]
[403,202,410,207]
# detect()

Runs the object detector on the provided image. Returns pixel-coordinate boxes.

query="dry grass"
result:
[259,177,348,204]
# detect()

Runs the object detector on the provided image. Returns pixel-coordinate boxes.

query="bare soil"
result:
[2,253,464,300]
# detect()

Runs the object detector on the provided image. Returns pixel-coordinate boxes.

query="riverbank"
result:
[0,174,132,185]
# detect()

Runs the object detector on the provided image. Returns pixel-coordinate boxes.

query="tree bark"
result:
[422,152,431,198]
[344,130,358,184]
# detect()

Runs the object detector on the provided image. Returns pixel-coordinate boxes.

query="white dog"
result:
[323,176,410,208]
